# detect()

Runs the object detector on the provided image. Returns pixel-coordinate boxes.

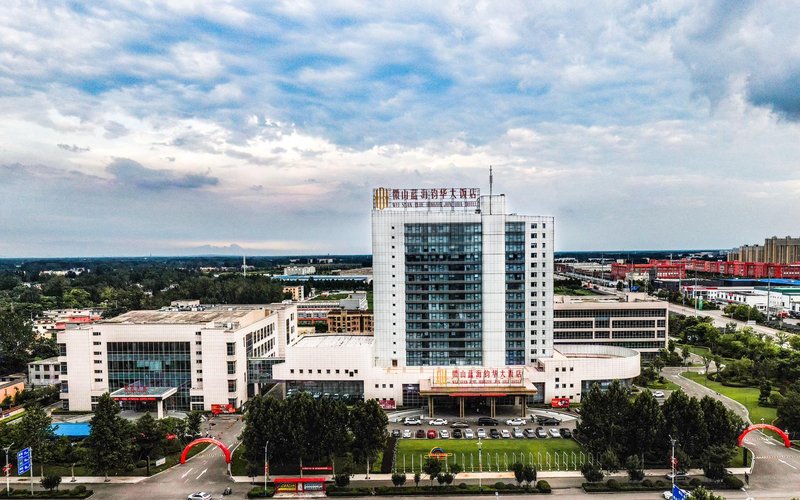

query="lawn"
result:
[395,437,584,473]
[679,345,736,365]
[642,379,681,391]
[681,371,777,425]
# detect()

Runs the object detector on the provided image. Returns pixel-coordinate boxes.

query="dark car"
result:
[524,428,536,438]
[452,429,463,439]
[415,429,425,438]
[478,417,500,426]
[489,428,500,439]
[391,429,401,438]
[559,428,572,439]
[537,417,561,426]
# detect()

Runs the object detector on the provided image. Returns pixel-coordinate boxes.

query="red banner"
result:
[378,399,396,410]
[551,397,570,408]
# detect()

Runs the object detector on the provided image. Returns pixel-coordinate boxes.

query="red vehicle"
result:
[427,429,437,439]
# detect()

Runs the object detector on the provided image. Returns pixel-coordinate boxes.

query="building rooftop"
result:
[100,305,273,328]
[292,334,374,348]
[554,293,665,305]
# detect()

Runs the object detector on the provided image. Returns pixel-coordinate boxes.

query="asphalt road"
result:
[88,415,246,500]
[668,303,788,340]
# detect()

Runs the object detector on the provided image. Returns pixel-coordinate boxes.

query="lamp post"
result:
[669,435,676,488]
[264,441,269,492]
[477,438,483,492]
[3,442,13,495]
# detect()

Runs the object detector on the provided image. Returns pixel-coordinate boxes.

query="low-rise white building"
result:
[27,357,61,388]
[58,303,296,416]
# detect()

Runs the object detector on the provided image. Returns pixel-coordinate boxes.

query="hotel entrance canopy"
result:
[110,386,178,418]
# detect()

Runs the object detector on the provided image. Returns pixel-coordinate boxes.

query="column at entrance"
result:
[490,397,496,418]
[428,396,434,418]
[157,399,164,419]
[459,397,465,419]
[520,396,526,417]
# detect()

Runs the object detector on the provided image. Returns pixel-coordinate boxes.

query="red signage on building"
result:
[433,367,524,387]
[378,399,396,410]
[211,404,236,415]
[551,397,570,408]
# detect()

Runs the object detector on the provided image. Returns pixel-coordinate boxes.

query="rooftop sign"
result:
[373,187,480,210]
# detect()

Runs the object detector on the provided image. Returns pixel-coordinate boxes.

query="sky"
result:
[1,1,799,257]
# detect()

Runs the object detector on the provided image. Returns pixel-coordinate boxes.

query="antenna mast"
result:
[243,255,247,277]
[489,165,493,215]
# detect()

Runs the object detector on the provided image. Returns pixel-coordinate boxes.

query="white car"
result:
[513,428,524,438]
[506,418,526,426]
[188,493,212,500]
[548,428,561,438]
[404,417,422,425]
[500,429,511,438]
[662,491,673,500]
[439,429,450,439]
[402,429,412,438]
[464,429,475,439]
[653,390,665,398]
[477,428,487,439]
[429,418,448,426]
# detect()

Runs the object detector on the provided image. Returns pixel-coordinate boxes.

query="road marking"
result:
[196,468,208,480]
[779,459,798,470]
[180,468,194,479]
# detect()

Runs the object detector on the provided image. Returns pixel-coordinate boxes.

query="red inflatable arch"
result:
[738,424,791,448]
[180,438,232,464]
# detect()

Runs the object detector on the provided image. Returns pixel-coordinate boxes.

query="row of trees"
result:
[577,381,743,480]
[0,309,58,376]
[0,395,202,479]
[242,393,387,477]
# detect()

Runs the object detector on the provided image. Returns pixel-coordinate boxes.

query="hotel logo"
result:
[374,187,390,210]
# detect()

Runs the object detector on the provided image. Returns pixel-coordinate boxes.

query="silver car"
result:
[477,428,487,439]
[464,428,475,439]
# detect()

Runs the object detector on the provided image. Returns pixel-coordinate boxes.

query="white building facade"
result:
[58,304,296,414]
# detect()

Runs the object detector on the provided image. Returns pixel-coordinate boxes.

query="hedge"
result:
[246,486,275,498]
[0,488,93,499]
[326,483,550,496]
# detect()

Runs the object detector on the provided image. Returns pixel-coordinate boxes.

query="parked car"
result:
[665,472,688,481]
[464,429,475,439]
[391,429,401,438]
[559,428,572,439]
[489,428,500,439]
[429,418,448,426]
[506,418,526,426]
[537,417,561,426]
[662,491,673,500]
[548,428,561,438]
[653,390,665,398]
[478,417,499,426]
[477,428,487,439]
[188,493,211,500]
[524,428,536,438]
[415,429,426,438]
[427,429,437,439]
[402,429,412,438]
[404,417,422,425]
[500,429,511,438]
[513,428,524,438]
[439,429,450,439]
[450,421,469,428]
[536,427,547,438]
[452,429,463,439]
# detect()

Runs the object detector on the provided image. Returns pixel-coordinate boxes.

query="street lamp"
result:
[264,441,269,492]
[3,442,13,495]
[477,438,483,492]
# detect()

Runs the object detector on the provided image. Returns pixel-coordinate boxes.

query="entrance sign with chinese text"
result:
[432,367,524,387]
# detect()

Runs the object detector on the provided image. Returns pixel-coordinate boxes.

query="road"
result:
[663,366,800,499]
[668,303,788,340]
[87,415,246,500]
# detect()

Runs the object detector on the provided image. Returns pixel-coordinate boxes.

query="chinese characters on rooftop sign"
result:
[432,367,524,387]
[374,187,480,210]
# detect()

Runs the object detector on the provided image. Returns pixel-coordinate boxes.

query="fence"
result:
[393,450,594,473]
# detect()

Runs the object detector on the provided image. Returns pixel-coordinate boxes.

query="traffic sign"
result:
[17,447,31,475]
[671,484,688,500]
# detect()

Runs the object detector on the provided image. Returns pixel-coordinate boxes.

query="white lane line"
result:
[779,459,798,470]
[180,468,194,479]
[196,468,208,480]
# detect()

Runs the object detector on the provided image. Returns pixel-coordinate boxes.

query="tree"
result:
[40,475,61,492]
[523,464,537,486]
[62,288,92,308]
[689,486,726,500]
[15,403,54,470]
[701,355,712,377]
[759,379,772,405]
[436,473,447,486]
[626,390,665,458]
[85,394,133,480]
[580,462,603,482]
[186,411,202,438]
[317,398,351,465]
[422,457,442,486]
[700,445,735,482]
[350,399,387,474]
[0,309,36,375]
[450,463,462,484]
[600,449,621,475]
[625,455,644,481]
[681,346,691,366]
[391,473,406,487]
[576,380,630,457]
[334,473,350,487]
[413,472,420,489]
[134,413,164,473]
[777,389,800,432]
[511,462,524,485]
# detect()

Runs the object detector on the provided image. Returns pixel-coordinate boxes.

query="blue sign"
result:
[17,447,31,475]
[671,484,687,500]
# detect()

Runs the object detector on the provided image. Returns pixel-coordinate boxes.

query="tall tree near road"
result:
[625,390,665,458]
[0,309,36,375]
[85,394,133,481]
[15,403,54,473]
[350,399,387,475]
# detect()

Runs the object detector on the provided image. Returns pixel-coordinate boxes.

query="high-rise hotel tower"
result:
[371,187,554,368]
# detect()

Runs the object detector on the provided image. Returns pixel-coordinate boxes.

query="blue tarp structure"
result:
[51,422,91,438]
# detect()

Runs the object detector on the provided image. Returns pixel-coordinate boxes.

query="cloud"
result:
[106,158,219,190]
[57,143,90,152]
[104,121,130,139]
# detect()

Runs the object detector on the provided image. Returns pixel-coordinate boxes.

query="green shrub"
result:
[641,479,653,487]
[606,479,621,490]
[690,478,702,487]
[654,480,665,488]
[458,482,468,489]
[494,482,506,490]
[335,473,351,488]
[536,480,551,493]
[135,460,147,468]
[723,475,744,489]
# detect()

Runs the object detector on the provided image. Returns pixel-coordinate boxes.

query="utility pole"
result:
[3,442,13,495]
[264,441,269,492]
[669,436,676,488]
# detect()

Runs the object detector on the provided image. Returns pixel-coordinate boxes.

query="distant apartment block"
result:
[729,236,800,264]
[326,309,374,334]
[284,266,316,275]
[282,285,305,302]
[553,293,668,361]
[27,357,60,387]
